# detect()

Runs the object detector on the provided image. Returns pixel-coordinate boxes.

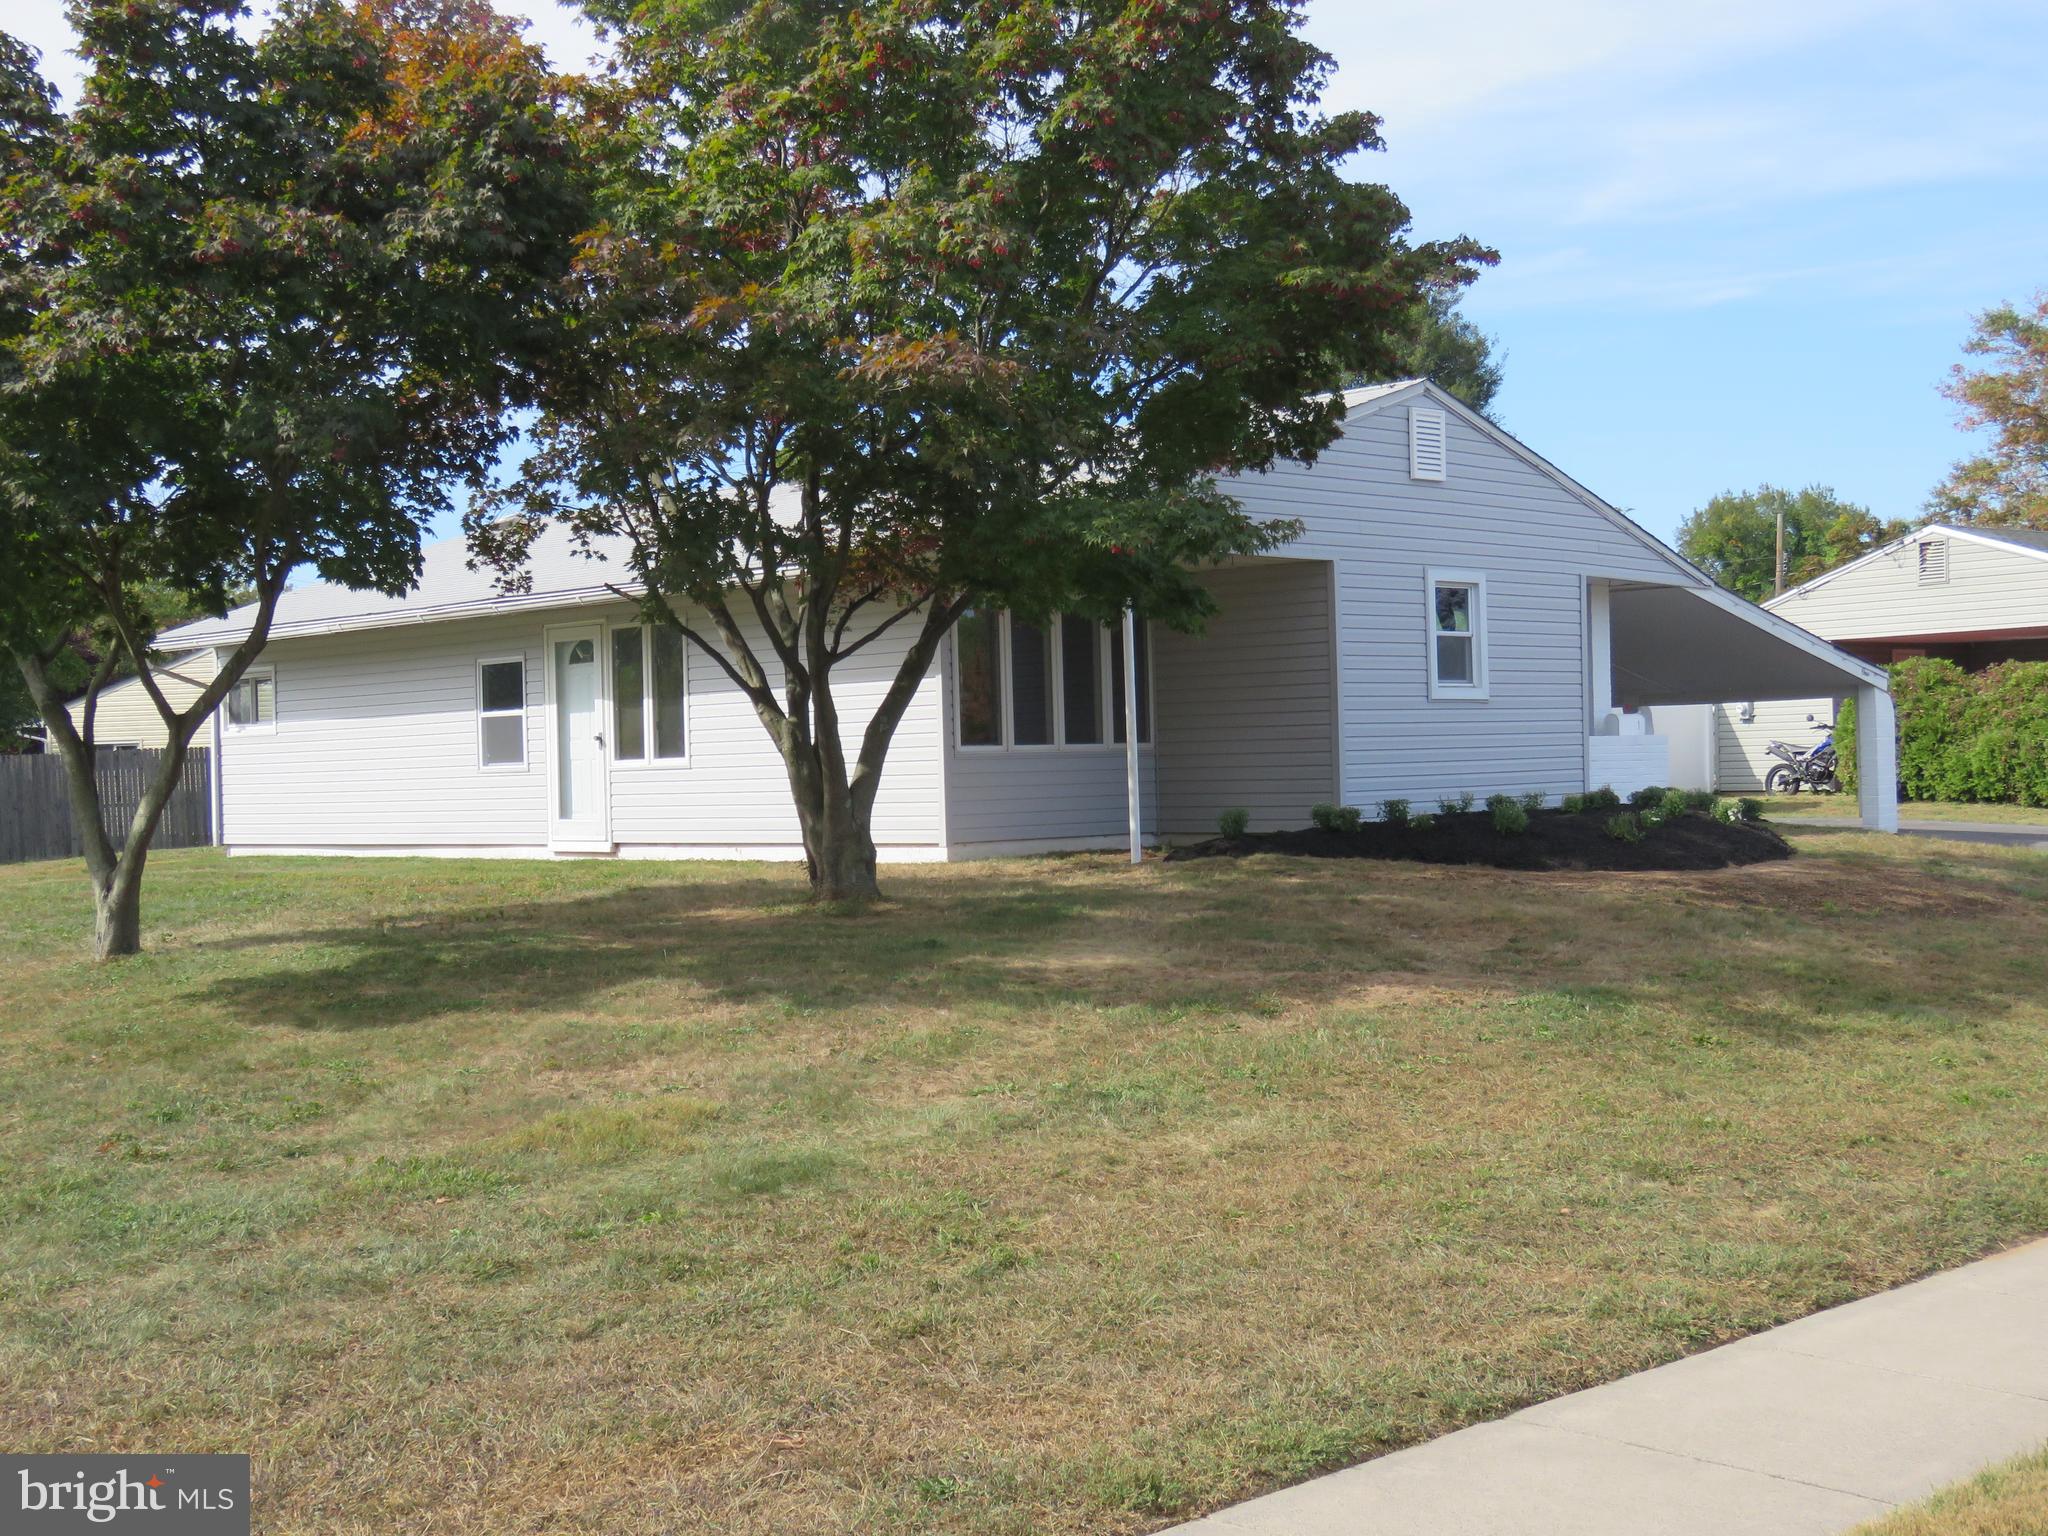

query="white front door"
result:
[546,623,611,850]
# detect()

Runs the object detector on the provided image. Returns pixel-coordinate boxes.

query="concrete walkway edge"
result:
[1164,1238,2048,1536]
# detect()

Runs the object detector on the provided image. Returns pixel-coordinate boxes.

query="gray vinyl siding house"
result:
[1710,525,2048,791]
[161,380,1901,860]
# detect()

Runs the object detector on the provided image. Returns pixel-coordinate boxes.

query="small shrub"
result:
[1377,798,1411,827]
[1445,790,1476,814]
[1560,792,1588,814]
[1682,787,1718,813]
[1310,803,1361,833]
[1487,793,1529,835]
[1519,790,1546,814]
[1627,784,1668,810]
[1409,812,1436,831]
[1605,811,1645,844]
[1658,787,1693,820]
[1216,807,1251,838]
[1582,786,1622,811]
[1739,796,1765,823]
[1309,803,1341,832]
[1717,796,1766,826]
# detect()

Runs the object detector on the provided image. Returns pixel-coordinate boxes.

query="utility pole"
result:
[1774,507,1786,597]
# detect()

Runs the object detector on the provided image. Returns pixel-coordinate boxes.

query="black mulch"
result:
[1164,809,1793,872]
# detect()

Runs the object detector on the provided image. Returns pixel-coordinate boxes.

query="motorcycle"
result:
[1763,717,1840,795]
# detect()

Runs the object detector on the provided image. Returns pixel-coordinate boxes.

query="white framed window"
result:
[224,666,276,734]
[477,656,527,769]
[954,609,1150,750]
[608,623,689,764]
[1425,571,1488,700]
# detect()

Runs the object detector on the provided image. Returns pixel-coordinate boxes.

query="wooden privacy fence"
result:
[0,749,213,865]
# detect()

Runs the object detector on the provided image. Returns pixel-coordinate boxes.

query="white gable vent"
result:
[1917,538,1950,586]
[1409,405,1447,481]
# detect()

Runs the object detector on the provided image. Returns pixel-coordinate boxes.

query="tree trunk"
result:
[794,774,881,902]
[93,862,145,960]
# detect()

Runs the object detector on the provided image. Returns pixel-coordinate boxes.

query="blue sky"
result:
[11,0,2045,543]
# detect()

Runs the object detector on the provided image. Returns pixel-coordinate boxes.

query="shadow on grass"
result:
[177,849,2048,1041]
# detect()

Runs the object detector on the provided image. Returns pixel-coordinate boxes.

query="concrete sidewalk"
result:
[1167,1239,2048,1536]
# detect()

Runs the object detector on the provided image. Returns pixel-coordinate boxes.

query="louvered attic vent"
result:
[1917,539,1950,586]
[1409,406,1447,481]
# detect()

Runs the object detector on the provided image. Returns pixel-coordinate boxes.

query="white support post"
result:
[1123,606,1143,864]
[1856,683,1899,833]
[1587,579,1614,728]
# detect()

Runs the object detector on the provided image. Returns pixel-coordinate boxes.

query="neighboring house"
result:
[64,648,223,750]
[1711,524,2048,791]
[155,380,1900,862]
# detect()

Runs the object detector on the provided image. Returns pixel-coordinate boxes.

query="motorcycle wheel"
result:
[1764,766,1800,795]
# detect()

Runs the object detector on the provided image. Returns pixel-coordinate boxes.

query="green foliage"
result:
[1409,812,1436,831]
[1560,793,1587,813]
[1310,804,1362,834]
[1518,790,1545,814]
[1605,812,1645,844]
[1487,793,1528,835]
[1376,798,1411,827]
[482,0,1494,894]
[1676,486,1907,602]
[1343,286,1503,419]
[1929,295,2048,528]
[1627,785,1668,810]
[1658,787,1708,820]
[0,0,588,943]
[1444,791,1476,814]
[1864,658,2048,805]
[1582,786,1622,811]
[1216,807,1251,839]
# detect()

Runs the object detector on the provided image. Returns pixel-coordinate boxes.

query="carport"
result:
[1600,580,1899,831]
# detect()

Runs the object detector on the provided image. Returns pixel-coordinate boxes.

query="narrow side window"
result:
[478,658,526,767]
[1426,572,1488,699]
[611,626,646,760]
[956,607,1003,747]
[650,626,687,759]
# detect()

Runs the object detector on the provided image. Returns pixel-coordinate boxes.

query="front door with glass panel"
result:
[546,624,611,849]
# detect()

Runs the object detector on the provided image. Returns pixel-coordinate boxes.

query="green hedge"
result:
[1841,658,2048,806]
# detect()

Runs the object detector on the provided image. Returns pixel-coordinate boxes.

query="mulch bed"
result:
[1165,809,1793,872]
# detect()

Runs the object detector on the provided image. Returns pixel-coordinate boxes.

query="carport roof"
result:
[1611,581,1888,706]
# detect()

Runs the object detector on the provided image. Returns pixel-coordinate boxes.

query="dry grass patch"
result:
[1,827,2046,1534]
[1850,1444,2048,1535]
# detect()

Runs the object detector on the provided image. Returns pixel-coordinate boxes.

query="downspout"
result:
[1123,606,1142,865]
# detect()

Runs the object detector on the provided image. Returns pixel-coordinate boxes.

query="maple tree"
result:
[1929,294,2048,529]
[480,0,1491,899]
[0,0,586,957]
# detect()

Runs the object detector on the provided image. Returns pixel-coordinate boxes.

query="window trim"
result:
[1425,570,1490,701]
[223,664,277,736]
[476,654,529,772]
[952,609,1153,752]
[606,621,691,769]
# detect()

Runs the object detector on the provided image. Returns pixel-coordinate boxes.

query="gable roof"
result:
[1766,522,2048,610]
[1337,379,1717,592]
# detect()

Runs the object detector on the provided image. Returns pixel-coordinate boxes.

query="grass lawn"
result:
[1757,795,2048,825]
[4,832,2048,1534]
[1849,1444,2048,1535]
